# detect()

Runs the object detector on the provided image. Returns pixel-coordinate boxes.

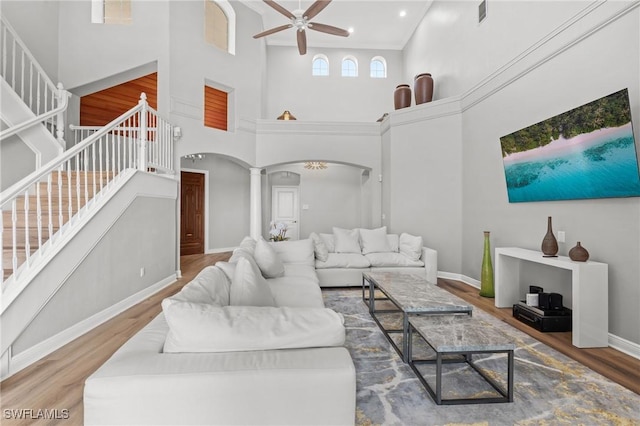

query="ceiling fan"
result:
[253,0,350,55]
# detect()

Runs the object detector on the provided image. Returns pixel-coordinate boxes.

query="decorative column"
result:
[249,168,262,239]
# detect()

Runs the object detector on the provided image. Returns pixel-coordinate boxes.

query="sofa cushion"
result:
[162,303,345,353]
[365,252,425,267]
[239,236,256,252]
[215,261,236,281]
[268,276,325,308]
[333,227,361,253]
[359,226,392,254]
[230,257,276,307]
[319,233,335,253]
[399,233,423,261]
[270,239,315,266]
[315,253,371,269]
[254,237,285,278]
[387,234,400,252]
[309,232,329,262]
[282,264,320,283]
[167,266,230,306]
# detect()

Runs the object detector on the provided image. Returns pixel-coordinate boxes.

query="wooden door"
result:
[180,171,205,255]
[271,186,300,240]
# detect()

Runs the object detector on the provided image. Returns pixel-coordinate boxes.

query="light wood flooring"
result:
[1,255,638,425]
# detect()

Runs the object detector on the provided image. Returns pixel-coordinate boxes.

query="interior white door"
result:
[272,186,300,240]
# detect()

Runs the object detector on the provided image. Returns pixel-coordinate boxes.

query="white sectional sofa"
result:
[310,227,438,287]
[84,237,356,425]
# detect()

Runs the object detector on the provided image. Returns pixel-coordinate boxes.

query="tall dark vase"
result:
[394,84,411,110]
[480,231,495,297]
[414,73,434,105]
[541,216,559,257]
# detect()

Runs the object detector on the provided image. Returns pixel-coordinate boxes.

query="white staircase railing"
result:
[0,15,69,145]
[0,93,175,292]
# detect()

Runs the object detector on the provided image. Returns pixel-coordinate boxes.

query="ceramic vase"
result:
[480,231,495,297]
[569,242,589,262]
[541,216,559,256]
[394,84,411,110]
[414,73,434,105]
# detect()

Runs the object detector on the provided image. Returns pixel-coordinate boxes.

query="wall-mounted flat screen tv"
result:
[499,88,640,203]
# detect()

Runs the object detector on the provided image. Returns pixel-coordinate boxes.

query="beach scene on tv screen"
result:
[500,89,640,203]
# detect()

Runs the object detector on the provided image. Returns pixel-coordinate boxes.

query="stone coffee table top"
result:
[410,315,515,353]
[364,271,472,314]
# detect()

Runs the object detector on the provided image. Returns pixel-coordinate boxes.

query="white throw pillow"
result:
[230,257,276,307]
[399,233,423,261]
[387,234,400,252]
[319,233,335,253]
[333,227,361,253]
[167,266,230,306]
[309,232,329,262]
[269,239,315,266]
[254,237,285,278]
[359,226,391,254]
[162,303,345,353]
[215,261,236,281]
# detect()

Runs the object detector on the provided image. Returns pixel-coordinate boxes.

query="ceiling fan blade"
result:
[263,0,296,20]
[297,30,307,55]
[307,22,350,37]
[303,0,332,20]
[253,24,293,39]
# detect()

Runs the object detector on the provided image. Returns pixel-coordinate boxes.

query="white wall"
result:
[265,46,403,122]
[384,99,464,274]
[0,1,60,83]
[0,135,35,191]
[180,155,250,250]
[402,0,640,345]
[265,163,370,238]
[402,0,593,100]
[168,0,265,166]
[13,195,176,354]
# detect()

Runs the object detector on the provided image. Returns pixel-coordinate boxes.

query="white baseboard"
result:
[608,333,640,360]
[5,274,177,380]
[437,271,640,359]
[437,271,480,289]
[206,246,236,254]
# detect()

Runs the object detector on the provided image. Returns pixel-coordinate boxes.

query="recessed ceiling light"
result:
[399,10,407,17]
[348,27,354,34]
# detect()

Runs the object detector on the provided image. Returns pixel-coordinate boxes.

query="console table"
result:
[495,247,608,348]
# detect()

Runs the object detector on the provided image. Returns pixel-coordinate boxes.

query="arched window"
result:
[91,0,131,24]
[341,56,358,77]
[312,54,329,76]
[205,0,236,55]
[370,56,387,78]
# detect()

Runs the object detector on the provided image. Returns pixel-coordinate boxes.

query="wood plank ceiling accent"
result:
[80,72,158,126]
[204,85,228,131]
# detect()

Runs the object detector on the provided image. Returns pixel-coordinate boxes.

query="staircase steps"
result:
[2,171,114,280]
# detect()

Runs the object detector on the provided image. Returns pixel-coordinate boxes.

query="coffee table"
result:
[408,315,515,405]
[362,271,473,362]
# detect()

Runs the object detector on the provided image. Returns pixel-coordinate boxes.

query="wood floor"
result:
[1,256,638,425]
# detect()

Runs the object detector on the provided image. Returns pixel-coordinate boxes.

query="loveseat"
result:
[309,227,438,287]
[84,238,356,425]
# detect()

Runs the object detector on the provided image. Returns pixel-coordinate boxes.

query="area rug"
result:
[322,288,640,425]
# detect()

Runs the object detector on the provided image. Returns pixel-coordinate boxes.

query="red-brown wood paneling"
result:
[80,72,157,126]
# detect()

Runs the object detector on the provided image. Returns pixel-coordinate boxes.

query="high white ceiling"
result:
[241,0,433,51]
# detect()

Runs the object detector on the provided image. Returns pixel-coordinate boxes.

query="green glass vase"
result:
[480,231,495,297]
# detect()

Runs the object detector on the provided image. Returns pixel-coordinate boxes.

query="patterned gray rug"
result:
[322,289,640,425]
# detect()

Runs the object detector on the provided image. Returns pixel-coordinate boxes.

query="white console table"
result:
[495,247,608,348]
